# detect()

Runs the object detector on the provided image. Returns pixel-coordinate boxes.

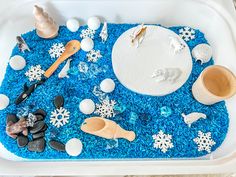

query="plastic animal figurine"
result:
[58,59,72,78]
[16,36,30,53]
[169,36,185,54]
[151,68,182,83]
[99,22,108,43]
[81,117,136,141]
[181,112,207,127]
[130,23,147,48]
[6,118,28,139]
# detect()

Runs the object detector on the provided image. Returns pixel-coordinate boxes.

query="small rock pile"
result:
[6,109,48,152]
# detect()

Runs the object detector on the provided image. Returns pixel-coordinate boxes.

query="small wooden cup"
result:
[192,65,236,105]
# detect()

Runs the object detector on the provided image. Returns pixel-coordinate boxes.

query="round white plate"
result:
[112,25,193,96]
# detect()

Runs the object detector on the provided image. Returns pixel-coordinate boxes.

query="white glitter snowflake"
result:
[152,130,174,153]
[25,65,45,81]
[50,107,70,128]
[179,27,195,41]
[94,98,116,118]
[193,131,216,153]
[86,49,102,62]
[48,43,65,58]
[80,28,95,39]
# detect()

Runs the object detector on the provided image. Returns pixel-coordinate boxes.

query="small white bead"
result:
[81,37,94,52]
[66,18,80,32]
[65,138,83,156]
[87,16,101,30]
[9,55,26,70]
[100,78,115,93]
[79,99,95,115]
[0,94,10,110]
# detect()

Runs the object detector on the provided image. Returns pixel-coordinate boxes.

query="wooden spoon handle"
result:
[44,40,80,78]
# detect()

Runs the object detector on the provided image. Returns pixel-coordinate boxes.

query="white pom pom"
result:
[66,18,80,32]
[87,16,101,30]
[65,138,83,156]
[81,37,94,52]
[79,99,95,115]
[0,94,10,110]
[100,78,115,93]
[9,55,26,70]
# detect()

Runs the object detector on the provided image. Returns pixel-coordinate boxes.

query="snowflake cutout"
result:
[26,113,37,127]
[86,49,102,62]
[50,107,70,128]
[193,131,216,153]
[179,27,195,41]
[80,28,95,39]
[94,98,116,118]
[25,65,45,81]
[152,130,174,153]
[48,43,65,58]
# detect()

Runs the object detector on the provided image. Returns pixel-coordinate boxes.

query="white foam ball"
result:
[87,16,101,30]
[79,99,95,115]
[66,18,80,32]
[65,138,83,156]
[100,78,115,93]
[9,55,26,70]
[0,94,10,110]
[81,37,94,52]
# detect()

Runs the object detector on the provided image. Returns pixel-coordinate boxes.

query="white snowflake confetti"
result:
[179,27,195,41]
[80,28,96,39]
[48,43,65,58]
[50,107,70,128]
[86,49,102,62]
[152,130,174,153]
[25,65,45,81]
[193,131,216,153]
[94,98,116,118]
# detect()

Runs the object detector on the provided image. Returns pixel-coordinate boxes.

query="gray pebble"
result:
[49,140,65,152]
[30,121,45,134]
[54,95,64,109]
[6,114,18,124]
[40,124,48,132]
[36,114,44,121]
[33,131,45,140]
[28,138,46,152]
[17,135,28,148]
[34,109,47,117]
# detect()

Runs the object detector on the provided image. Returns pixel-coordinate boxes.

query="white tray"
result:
[0,0,236,175]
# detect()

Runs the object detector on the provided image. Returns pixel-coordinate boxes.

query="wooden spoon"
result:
[44,40,81,78]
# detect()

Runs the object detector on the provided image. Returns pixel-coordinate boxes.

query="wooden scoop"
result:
[44,40,81,78]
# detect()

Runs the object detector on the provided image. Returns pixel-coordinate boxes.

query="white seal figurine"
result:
[58,59,72,78]
[181,112,207,127]
[169,36,185,54]
[151,68,182,83]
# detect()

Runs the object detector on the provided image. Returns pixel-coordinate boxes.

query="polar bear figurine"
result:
[169,36,186,54]
[151,68,182,83]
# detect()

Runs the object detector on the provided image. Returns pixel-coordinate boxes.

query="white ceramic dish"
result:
[0,0,236,175]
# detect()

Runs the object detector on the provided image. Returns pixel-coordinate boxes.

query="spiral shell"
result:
[192,44,212,64]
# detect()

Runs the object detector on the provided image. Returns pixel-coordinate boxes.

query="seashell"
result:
[192,44,212,64]
[81,37,94,52]
[181,112,207,127]
[9,55,26,70]
[87,16,101,30]
[79,99,95,115]
[0,94,10,110]
[66,18,80,32]
[100,78,115,93]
